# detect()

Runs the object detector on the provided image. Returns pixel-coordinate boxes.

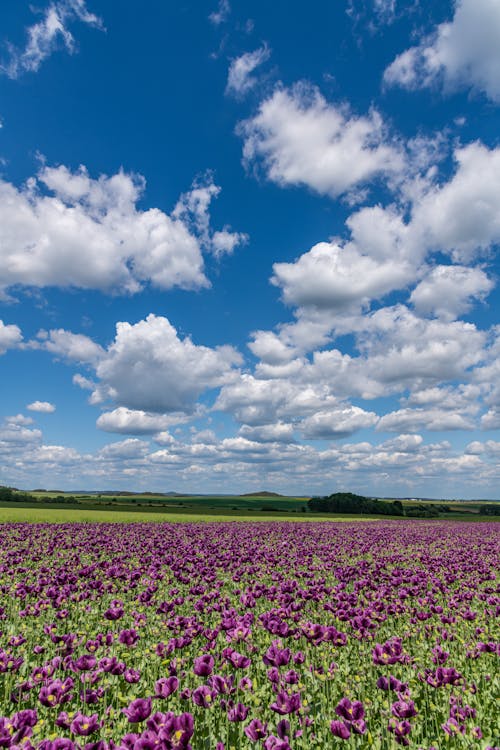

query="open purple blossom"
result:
[122,698,152,723]
[70,711,100,736]
[335,697,365,722]
[244,718,268,741]
[270,690,301,715]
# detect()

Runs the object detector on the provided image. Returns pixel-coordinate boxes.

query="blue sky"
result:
[1,0,500,498]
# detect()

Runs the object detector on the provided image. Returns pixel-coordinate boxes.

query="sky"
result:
[1,0,500,498]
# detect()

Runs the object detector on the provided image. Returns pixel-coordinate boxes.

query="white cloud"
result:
[27,401,56,413]
[209,0,230,25]
[301,406,378,439]
[0,320,22,354]
[37,328,104,365]
[384,0,500,102]
[268,142,500,320]
[0,165,245,296]
[480,409,500,430]
[411,143,500,262]
[226,45,270,97]
[5,414,34,427]
[377,407,476,433]
[404,384,481,411]
[239,422,296,443]
[98,438,149,460]
[355,306,485,389]
[410,265,493,321]
[173,176,247,258]
[1,0,103,79]
[238,85,403,199]
[271,236,413,312]
[379,433,423,452]
[96,408,186,435]
[248,330,300,365]
[348,0,399,25]
[0,422,42,445]
[32,444,82,464]
[72,373,95,390]
[91,314,241,413]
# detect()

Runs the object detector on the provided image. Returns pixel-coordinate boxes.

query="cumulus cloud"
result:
[377,407,476,433]
[90,314,241,414]
[355,306,485,390]
[268,142,500,322]
[410,265,493,320]
[96,408,188,435]
[5,414,34,427]
[98,438,149,460]
[0,165,245,296]
[384,0,500,102]
[411,143,500,262]
[238,84,403,199]
[27,401,56,413]
[226,45,270,97]
[239,422,296,443]
[271,236,413,313]
[301,406,378,439]
[1,0,103,79]
[0,320,22,354]
[36,329,104,364]
[0,421,42,445]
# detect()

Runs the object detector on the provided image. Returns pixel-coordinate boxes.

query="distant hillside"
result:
[241,491,283,497]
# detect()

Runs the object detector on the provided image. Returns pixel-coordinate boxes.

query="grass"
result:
[0,505,377,524]
[0,503,498,524]
[18,492,310,511]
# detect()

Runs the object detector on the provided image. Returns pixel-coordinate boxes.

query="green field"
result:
[3,489,499,523]
[0,505,377,523]
[23,491,309,511]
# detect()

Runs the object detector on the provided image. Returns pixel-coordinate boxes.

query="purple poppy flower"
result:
[263,641,291,668]
[74,654,97,671]
[372,637,406,666]
[376,675,408,692]
[56,711,71,729]
[264,736,291,750]
[193,654,214,676]
[124,668,141,684]
[118,629,139,646]
[270,690,301,715]
[335,698,365,722]
[12,709,37,731]
[70,711,100,736]
[392,700,418,719]
[122,697,152,723]
[228,702,249,722]
[330,720,351,739]
[155,676,179,698]
[192,685,213,708]
[276,719,290,739]
[441,717,464,736]
[388,718,412,745]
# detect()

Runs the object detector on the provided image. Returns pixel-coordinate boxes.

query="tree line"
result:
[307,492,449,517]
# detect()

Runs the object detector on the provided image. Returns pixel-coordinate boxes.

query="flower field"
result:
[0,521,498,750]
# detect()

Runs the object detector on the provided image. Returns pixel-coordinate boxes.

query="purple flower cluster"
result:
[0,520,496,748]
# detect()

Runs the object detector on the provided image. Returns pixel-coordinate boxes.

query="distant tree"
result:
[479,504,500,515]
[308,492,403,516]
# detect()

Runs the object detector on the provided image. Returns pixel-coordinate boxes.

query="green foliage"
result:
[478,503,500,515]
[308,492,404,516]
[405,504,440,518]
